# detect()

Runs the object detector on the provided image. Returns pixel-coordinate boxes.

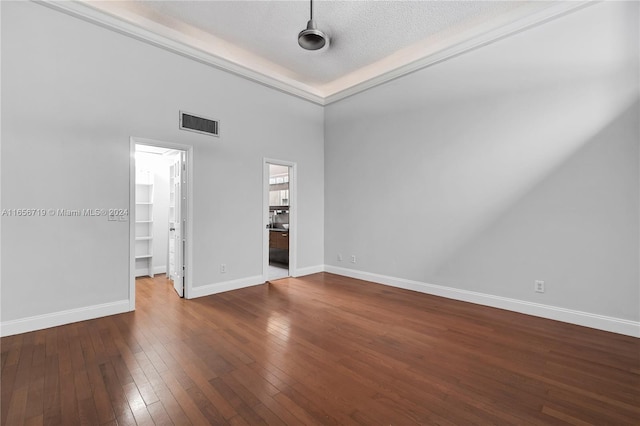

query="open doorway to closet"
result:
[130,139,191,308]
[264,159,297,281]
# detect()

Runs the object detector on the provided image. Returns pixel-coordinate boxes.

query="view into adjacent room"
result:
[134,144,185,296]
[268,164,290,280]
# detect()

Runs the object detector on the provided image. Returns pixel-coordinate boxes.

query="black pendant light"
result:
[298,0,329,50]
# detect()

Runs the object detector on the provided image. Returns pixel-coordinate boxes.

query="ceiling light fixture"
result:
[298,0,329,51]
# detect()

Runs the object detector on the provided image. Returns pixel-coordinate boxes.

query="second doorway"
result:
[266,162,293,280]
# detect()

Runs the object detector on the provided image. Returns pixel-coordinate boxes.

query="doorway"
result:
[264,159,297,281]
[130,138,193,309]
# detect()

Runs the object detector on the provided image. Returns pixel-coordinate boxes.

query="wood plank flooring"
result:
[2,272,639,425]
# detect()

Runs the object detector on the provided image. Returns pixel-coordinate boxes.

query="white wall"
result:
[325,2,639,329]
[2,1,637,337]
[1,1,324,333]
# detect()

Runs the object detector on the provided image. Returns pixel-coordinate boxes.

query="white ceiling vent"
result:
[179,111,219,137]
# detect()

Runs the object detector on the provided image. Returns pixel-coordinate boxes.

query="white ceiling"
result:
[45,1,589,104]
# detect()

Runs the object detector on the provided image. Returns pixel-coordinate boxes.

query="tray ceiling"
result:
[42,1,590,104]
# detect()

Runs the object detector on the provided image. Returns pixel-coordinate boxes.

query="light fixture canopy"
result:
[298,0,329,50]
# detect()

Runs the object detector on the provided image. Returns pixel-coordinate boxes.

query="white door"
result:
[168,152,186,297]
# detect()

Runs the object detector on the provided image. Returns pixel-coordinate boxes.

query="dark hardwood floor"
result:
[2,272,639,425]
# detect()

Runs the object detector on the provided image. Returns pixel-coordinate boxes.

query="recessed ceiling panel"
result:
[72,1,589,103]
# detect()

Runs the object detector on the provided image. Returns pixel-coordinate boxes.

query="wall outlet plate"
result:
[535,280,545,293]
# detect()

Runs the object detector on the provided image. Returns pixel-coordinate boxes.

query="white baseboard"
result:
[134,266,166,277]
[0,299,130,337]
[325,265,640,338]
[189,275,265,299]
[5,268,635,338]
[135,269,151,277]
[293,264,326,277]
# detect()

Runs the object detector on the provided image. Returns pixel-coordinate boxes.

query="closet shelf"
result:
[135,169,154,277]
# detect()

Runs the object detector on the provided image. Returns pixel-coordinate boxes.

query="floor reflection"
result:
[266,310,291,342]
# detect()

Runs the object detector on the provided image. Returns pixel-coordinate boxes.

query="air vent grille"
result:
[179,111,219,137]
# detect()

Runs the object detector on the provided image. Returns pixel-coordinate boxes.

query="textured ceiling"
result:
[62,1,588,103]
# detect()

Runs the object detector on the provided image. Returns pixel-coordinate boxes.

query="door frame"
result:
[129,137,194,310]
[263,158,297,281]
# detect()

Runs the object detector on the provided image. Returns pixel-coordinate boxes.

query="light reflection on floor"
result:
[266,311,291,342]
[268,264,288,280]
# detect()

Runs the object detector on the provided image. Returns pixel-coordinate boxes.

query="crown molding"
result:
[323,1,593,105]
[35,0,594,107]
[35,0,326,105]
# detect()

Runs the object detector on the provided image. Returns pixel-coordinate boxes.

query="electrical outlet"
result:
[220,264,227,273]
[351,255,356,264]
[337,254,343,261]
[534,280,545,293]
